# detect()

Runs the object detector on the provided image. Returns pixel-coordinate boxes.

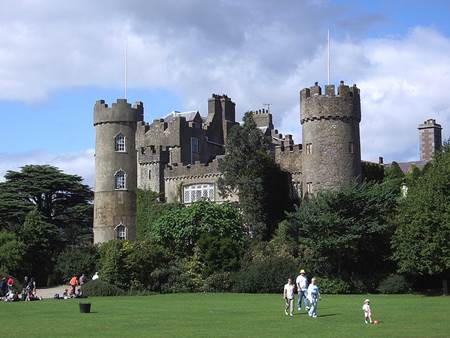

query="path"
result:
[36,285,67,299]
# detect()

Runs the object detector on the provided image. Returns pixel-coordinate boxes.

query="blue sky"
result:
[1,0,449,185]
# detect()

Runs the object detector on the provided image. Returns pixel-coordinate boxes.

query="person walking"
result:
[362,299,373,324]
[296,269,309,312]
[69,275,79,297]
[283,278,295,317]
[307,278,320,318]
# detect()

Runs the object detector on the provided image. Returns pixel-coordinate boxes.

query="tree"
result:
[277,181,398,289]
[98,240,131,289]
[151,200,246,258]
[392,141,450,294]
[0,165,93,243]
[19,209,61,284]
[0,231,25,275]
[218,112,293,240]
[54,245,98,282]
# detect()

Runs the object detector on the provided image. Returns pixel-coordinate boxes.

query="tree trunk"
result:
[443,279,448,296]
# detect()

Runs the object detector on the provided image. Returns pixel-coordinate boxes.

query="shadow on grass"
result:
[318,313,338,318]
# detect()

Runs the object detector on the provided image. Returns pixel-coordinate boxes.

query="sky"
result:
[1,0,450,186]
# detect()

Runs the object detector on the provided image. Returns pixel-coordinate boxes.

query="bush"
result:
[54,245,98,283]
[98,240,131,289]
[319,277,352,294]
[232,256,298,293]
[204,272,233,292]
[378,274,410,294]
[81,280,125,297]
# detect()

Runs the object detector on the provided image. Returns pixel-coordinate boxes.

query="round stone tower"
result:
[300,81,361,197]
[93,99,143,243]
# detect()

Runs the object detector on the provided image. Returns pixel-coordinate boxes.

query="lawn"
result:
[0,293,448,338]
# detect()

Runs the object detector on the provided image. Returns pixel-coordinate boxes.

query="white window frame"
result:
[305,143,312,155]
[183,183,215,204]
[114,170,126,190]
[115,223,127,240]
[306,182,312,194]
[114,133,126,152]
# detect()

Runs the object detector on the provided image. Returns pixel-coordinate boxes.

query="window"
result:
[115,170,126,190]
[115,134,125,152]
[183,184,215,203]
[306,182,312,194]
[191,137,199,153]
[115,224,127,240]
[349,142,355,154]
[305,143,312,154]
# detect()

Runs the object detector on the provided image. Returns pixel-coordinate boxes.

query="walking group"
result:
[283,269,320,318]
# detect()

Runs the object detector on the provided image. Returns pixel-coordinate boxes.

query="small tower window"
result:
[115,134,126,152]
[115,170,126,190]
[148,170,152,180]
[349,142,355,154]
[115,223,127,240]
[305,143,312,154]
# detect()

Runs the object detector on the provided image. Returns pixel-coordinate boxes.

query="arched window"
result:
[115,223,127,240]
[115,133,125,152]
[115,170,126,190]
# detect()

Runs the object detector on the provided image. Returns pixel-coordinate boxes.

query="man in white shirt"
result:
[283,278,295,317]
[295,269,309,312]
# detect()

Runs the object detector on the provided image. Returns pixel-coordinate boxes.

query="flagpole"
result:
[124,38,128,100]
[327,29,330,85]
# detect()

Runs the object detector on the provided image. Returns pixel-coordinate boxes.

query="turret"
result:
[300,81,361,196]
[204,94,236,144]
[418,119,442,161]
[93,99,143,243]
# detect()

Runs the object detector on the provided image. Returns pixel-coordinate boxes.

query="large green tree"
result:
[277,181,398,288]
[392,142,450,294]
[151,200,246,267]
[218,112,293,240]
[19,209,61,284]
[0,231,25,275]
[0,165,93,243]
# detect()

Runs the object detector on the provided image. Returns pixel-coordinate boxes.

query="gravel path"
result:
[36,285,67,299]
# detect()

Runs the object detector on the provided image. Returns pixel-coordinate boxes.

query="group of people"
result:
[55,272,98,300]
[283,269,320,318]
[283,269,375,324]
[0,275,42,302]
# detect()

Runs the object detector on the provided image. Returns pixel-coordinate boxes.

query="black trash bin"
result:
[79,303,91,313]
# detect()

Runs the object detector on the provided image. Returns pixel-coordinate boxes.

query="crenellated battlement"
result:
[94,99,144,125]
[164,157,221,180]
[300,81,361,124]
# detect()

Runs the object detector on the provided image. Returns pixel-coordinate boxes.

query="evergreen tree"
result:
[218,112,293,240]
[0,165,93,243]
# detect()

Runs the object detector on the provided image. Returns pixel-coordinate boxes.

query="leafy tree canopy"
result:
[218,112,293,240]
[0,165,93,243]
[392,141,450,280]
[277,181,398,282]
[151,200,246,257]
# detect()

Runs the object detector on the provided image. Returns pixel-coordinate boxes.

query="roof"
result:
[385,160,428,173]
[164,111,202,122]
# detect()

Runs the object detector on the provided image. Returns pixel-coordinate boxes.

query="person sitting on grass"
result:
[283,278,295,317]
[0,277,7,299]
[307,277,320,318]
[362,299,372,324]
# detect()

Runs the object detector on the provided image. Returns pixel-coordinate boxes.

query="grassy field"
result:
[0,293,448,338]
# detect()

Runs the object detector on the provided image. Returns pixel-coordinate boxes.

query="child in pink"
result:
[362,299,372,324]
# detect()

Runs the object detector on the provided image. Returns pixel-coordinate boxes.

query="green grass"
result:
[0,293,449,337]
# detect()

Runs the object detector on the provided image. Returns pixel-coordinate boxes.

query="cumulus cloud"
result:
[0,0,448,170]
[0,149,95,187]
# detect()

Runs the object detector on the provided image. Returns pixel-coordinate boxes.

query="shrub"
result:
[81,280,125,297]
[98,240,131,289]
[54,245,98,283]
[232,256,298,293]
[319,277,352,294]
[204,272,233,292]
[378,274,410,294]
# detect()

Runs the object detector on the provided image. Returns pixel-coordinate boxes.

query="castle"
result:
[92,81,441,244]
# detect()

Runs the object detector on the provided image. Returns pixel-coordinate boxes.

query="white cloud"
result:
[0,1,448,168]
[0,149,95,187]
